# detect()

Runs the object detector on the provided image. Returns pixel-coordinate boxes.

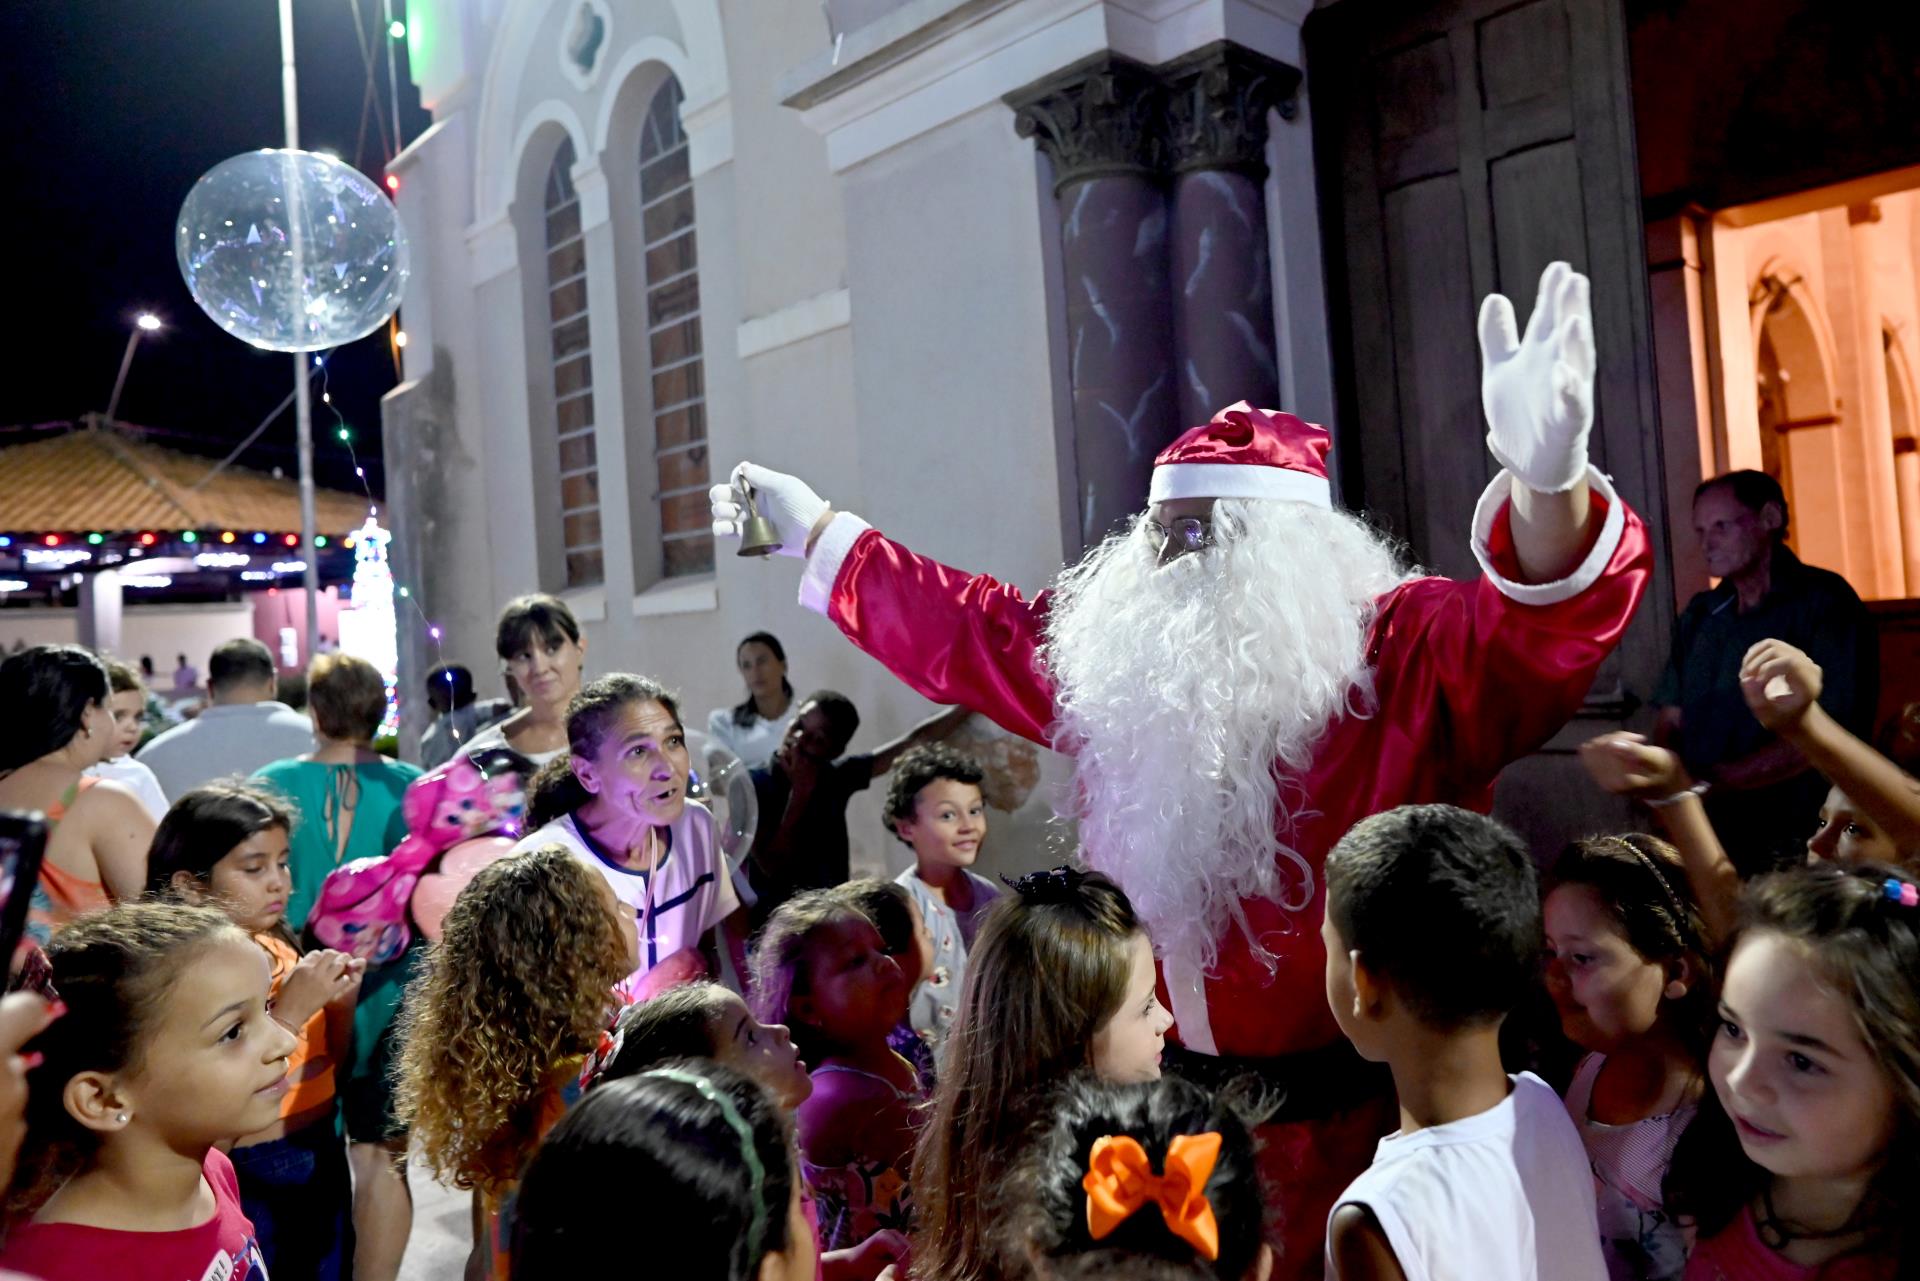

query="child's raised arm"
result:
[1577,732,1741,945]
[1741,639,1920,856]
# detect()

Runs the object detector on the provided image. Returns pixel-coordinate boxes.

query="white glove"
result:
[1477,260,1595,494]
[708,462,829,560]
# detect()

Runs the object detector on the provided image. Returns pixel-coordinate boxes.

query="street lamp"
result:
[105,313,164,423]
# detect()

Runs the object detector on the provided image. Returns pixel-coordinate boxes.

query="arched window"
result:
[546,137,602,587]
[638,78,712,577]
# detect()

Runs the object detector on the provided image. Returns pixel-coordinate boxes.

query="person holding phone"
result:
[0,647,153,942]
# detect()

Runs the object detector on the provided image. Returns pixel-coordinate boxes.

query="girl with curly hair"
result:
[394,846,638,1281]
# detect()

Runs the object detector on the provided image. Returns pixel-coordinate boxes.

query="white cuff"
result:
[1471,464,1627,607]
[798,512,872,616]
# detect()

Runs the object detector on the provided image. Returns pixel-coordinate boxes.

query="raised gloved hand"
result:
[1477,261,1595,494]
[708,462,830,560]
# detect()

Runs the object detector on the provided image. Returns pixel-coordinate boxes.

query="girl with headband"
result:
[509,1061,815,1281]
[995,1073,1271,1281]
[1541,835,1715,1280]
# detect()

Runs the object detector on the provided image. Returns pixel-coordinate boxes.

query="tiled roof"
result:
[0,426,371,535]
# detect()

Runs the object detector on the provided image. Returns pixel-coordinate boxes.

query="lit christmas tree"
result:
[344,512,400,738]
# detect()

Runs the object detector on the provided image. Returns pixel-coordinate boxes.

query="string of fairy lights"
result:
[0,346,452,737]
[314,351,451,735]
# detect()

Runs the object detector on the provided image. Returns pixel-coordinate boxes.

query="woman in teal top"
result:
[252,653,423,1281]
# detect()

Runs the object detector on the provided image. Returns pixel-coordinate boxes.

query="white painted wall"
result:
[0,603,256,679]
[386,0,1321,875]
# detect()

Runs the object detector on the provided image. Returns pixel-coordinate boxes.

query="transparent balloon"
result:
[175,149,410,353]
[683,730,759,869]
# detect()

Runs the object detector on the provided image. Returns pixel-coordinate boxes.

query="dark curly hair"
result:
[1667,862,1920,1274]
[396,846,633,1195]
[1546,833,1716,1055]
[997,1074,1270,1281]
[8,903,244,1221]
[511,1061,799,1280]
[883,743,987,845]
[914,867,1144,1281]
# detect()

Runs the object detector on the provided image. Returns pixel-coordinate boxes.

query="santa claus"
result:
[711,263,1650,1276]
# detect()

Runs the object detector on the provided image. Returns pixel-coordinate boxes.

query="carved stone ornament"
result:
[1007,53,1166,194]
[1160,41,1303,179]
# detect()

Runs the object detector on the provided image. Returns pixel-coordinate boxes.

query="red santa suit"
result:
[789,410,1651,1276]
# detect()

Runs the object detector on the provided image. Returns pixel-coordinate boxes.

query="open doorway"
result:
[1700,175,1920,603]
[1630,1,1920,730]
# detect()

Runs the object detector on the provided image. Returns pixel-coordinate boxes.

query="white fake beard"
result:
[1042,498,1407,975]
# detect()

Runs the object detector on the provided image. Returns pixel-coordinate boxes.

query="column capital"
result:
[1006,52,1165,194]
[1159,40,1302,180]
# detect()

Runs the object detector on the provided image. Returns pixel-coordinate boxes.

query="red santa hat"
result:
[1148,402,1332,509]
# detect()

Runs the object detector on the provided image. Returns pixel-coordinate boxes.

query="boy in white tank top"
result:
[1320,804,1606,1281]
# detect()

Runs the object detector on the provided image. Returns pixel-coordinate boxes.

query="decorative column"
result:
[77,569,123,657]
[1009,54,1179,548]
[1161,42,1300,428]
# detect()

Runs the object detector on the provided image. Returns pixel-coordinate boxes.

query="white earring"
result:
[115,1112,128,1123]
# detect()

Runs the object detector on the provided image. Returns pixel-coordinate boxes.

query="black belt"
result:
[1161,1038,1392,1126]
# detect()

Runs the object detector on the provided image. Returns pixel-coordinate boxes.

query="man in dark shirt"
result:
[748,690,970,920]
[1653,471,1878,872]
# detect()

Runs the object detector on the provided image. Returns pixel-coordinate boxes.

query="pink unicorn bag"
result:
[307,748,532,964]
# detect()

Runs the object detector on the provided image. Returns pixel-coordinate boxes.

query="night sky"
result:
[0,1,433,498]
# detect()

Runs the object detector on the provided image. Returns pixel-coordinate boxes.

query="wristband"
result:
[1645,781,1709,810]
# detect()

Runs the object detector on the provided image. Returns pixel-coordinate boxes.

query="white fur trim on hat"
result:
[1148,462,1332,508]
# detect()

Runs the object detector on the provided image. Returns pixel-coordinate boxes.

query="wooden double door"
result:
[1308,0,1678,841]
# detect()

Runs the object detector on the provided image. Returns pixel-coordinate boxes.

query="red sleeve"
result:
[820,526,1057,745]
[1369,478,1653,790]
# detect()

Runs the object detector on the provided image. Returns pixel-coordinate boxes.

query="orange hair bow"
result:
[1081,1132,1223,1262]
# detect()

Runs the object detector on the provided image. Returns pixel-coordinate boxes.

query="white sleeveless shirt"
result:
[1327,1072,1606,1281]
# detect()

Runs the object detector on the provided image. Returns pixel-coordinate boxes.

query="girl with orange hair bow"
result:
[994,1073,1272,1281]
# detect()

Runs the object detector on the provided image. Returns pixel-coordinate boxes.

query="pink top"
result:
[0,1149,265,1280]
[1684,1208,1896,1281]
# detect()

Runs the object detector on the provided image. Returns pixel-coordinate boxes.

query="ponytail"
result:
[527,754,592,828]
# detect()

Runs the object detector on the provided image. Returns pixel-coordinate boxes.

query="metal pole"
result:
[382,0,403,157]
[279,0,320,666]
[104,330,141,424]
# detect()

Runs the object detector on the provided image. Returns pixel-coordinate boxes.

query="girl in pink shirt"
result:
[1667,863,1920,1280]
[1,902,298,1280]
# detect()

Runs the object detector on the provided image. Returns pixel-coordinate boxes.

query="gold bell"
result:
[735,482,783,558]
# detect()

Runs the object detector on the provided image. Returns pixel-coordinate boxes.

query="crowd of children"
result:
[0,633,1916,1281]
